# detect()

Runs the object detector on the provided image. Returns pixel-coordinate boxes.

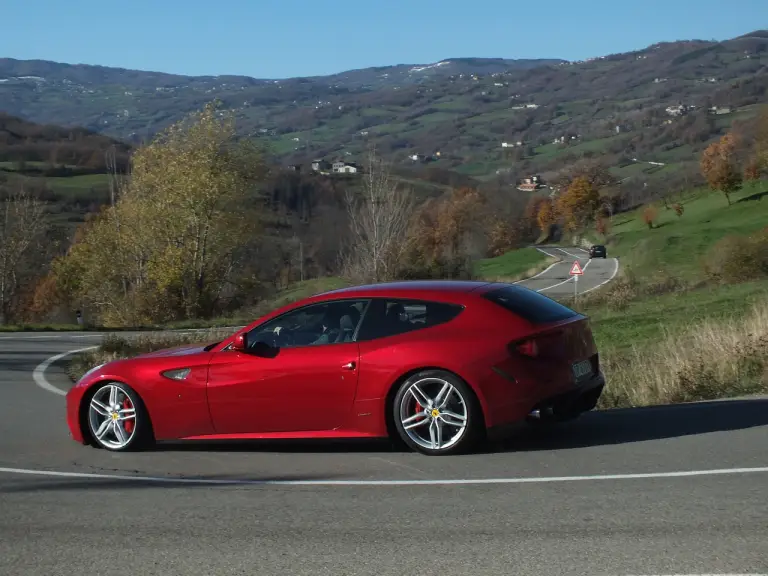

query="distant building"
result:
[311,159,332,173]
[665,104,689,116]
[516,175,545,192]
[332,159,359,174]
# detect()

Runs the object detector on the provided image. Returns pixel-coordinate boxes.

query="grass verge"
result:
[474,247,557,282]
[598,299,768,408]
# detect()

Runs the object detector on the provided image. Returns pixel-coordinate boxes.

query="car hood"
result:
[134,342,215,359]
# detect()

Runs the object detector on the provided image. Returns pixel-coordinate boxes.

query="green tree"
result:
[53,102,266,326]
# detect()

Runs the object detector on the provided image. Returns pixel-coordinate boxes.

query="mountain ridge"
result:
[1,28,766,183]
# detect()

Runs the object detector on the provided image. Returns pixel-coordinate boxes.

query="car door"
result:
[206,299,368,435]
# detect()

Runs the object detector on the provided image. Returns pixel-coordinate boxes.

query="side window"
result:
[356,298,463,341]
[246,299,369,349]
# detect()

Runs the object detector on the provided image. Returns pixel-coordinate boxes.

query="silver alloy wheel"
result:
[88,384,138,449]
[398,377,468,451]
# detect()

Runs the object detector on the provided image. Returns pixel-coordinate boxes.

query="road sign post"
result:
[569,260,584,302]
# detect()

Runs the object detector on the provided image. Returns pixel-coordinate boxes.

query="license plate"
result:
[572,359,592,381]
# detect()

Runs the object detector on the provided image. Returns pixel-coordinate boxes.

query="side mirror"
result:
[232,333,247,351]
[249,340,279,358]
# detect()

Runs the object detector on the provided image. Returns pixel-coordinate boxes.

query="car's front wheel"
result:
[86,381,154,451]
[392,369,482,456]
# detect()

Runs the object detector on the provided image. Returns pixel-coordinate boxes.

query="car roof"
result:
[312,279,493,301]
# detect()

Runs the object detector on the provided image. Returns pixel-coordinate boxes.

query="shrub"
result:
[642,205,658,229]
[702,228,768,283]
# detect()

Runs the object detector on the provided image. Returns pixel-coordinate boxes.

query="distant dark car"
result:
[589,245,607,258]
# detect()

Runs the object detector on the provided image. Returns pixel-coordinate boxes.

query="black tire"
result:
[392,369,483,456]
[85,381,155,452]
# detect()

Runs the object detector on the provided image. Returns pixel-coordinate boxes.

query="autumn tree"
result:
[53,102,266,326]
[756,105,768,171]
[399,187,488,279]
[556,176,600,232]
[642,205,658,229]
[0,188,50,324]
[536,198,556,235]
[700,132,742,205]
[486,217,518,258]
[341,148,414,283]
[744,157,761,182]
[595,215,609,236]
[521,195,549,240]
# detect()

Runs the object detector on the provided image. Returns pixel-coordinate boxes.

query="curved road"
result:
[1,254,767,575]
[516,244,619,298]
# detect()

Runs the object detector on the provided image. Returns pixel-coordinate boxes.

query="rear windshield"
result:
[481,284,579,324]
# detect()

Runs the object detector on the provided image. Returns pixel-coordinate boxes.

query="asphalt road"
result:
[516,244,619,299]
[1,254,767,575]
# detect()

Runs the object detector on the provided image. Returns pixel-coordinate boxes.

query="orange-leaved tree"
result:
[756,104,768,171]
[642,205,658,229]
[744,157,761,182]
[486,217,519,258]
[536,198,556,234]
[595,215,610,236]
[399,187,487,279]
[700,132,742,205]
[556,176,600,232]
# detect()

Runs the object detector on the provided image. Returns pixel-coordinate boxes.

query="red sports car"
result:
[66,280,605,456]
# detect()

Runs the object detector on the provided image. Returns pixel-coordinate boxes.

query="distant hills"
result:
[1,30,766,183]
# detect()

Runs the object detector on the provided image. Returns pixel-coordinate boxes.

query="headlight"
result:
[161,368,191,381]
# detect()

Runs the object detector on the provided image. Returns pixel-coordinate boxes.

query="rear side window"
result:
[482,284,578,324]
[356,298,464,341]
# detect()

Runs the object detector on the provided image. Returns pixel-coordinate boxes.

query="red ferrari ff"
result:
[66,280,605,456]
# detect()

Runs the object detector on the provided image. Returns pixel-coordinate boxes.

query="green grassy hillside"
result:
[598,182,768,279]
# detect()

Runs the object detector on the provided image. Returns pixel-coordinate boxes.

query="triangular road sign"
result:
[570,260,584,276]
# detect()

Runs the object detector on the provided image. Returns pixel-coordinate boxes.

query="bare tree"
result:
[341,148,414,283]
[0,188,49,324]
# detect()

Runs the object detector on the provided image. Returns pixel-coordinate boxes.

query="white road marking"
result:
[557,247,584,258]
[0,465,767,486]
[32,346,99,396]
[0,334,103,340]
[537,257,593,292]
[514,259,562,283]
[578,257,621,295]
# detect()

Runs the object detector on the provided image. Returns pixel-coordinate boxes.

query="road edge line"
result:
[1,465,768,487]
[32,346,99,397]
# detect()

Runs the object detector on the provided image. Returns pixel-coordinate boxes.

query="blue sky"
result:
[2,0,764,78]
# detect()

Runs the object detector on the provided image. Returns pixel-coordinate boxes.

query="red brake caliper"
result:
[123,398,135,434]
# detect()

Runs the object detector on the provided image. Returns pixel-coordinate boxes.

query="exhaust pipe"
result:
[528,406,554,419]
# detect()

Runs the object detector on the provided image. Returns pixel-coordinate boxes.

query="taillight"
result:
[515,338,539,357]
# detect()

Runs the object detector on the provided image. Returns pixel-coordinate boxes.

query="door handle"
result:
[341,361,356,370]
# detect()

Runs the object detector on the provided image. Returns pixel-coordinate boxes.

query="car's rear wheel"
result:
[392,369,482,456]
[86,382,153,452]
